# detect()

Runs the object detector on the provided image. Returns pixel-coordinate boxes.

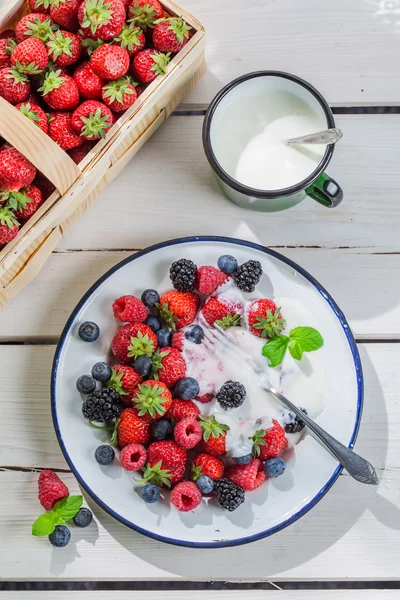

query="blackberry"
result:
[216,381,246,410]
[169,258,197,292]
[214,478,245,512]
[285,408,307,434]
[233,260,263,293]
[82,388,122,422]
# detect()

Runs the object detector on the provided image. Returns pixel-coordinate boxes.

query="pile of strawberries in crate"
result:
[0,0,191,248]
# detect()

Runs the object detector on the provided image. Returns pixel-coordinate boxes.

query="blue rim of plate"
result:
[51,235,363,549]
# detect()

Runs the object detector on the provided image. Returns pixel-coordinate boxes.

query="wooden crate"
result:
[0,0,205,307]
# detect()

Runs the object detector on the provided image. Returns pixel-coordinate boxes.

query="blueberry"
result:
[264,457,286,478]
[95,444,115,465]
[217,255,238,274]
[133,355,153,377]
[233,454,252,465]
[157,328,171,347]
[141,289,160,308]
[76,375,96,395]
[185,325,204,344]
[197,475,214,494]
[151,419,173,441]
[141,484,160,503]
[174,377,200,400]
[48,525,71,547]
[145,314,161,333]
[73,507,93,528]
[78,321,100,342]
[91,362,112,382]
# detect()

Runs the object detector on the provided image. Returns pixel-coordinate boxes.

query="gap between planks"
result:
[172,105,400,116]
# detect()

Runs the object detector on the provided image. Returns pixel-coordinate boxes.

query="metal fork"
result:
[203,324,378,485]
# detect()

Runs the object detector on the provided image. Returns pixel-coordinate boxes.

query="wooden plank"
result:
[0,344,399,581]
[57,115,400,252]
[1,593,399,599]
[0,248,399,340]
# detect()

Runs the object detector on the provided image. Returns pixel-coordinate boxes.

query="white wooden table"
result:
[1,0,400,596]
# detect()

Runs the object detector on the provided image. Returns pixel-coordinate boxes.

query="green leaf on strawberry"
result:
[137,460,172,487]
[106,368,128,395]
[251,429,267,458]
[254,306,285,338]
[133,382,168,419]
[215,312,241,330]
[199,415,229,442]
[156,301,178,331]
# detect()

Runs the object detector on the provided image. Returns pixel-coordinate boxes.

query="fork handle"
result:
[266,383,378,485]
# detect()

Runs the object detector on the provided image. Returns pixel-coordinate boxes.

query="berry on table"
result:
[73,507,93,528]
[141,288,160,308]
[285,408,307,434]
[216,381,246,410]
[78,321,100,342]
[133,355,152,377]
[174,377,199,400]
[144,314,161,333]
[233,260,263,293]
[226,458,266,491]
[196,475,214,494]
[120,442,147,471]
[217,255,238,274]
[76,374,96,395]
[265,457,286,478]
[151,419,172,441]
[113,295,148,323]
[184,325,204,344]
[170,481,202,512]
[156,328,171,347]
[38,470,69,510]
[191,453,224,481]
[169,258,197,292]
[141,484,160,503]
[233,454,252,465]
[174,417,202,450]
[95,444,115,465]
[195,265,229,296]
[49,525,71,547]
[214,478,245,512]
[82,388,122,422]
[92,362,112,382]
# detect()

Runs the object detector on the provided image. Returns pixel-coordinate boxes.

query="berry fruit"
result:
[196,475,214,494]
[131,48,170,83]
[217,255,238,274]
[120,442,147,471]
[49,525,71,547]
[285,408,307,434]
[95,444,115,465]
[170,481,202,512]
[151,419,172,441]
[174,417,202,450]
[156,328,171,347]
[144,314,161,333]
[157,290,199,330]
[92,362,112,382]
[252,420,288,460]
[174,377,199,400]
[152,347,186,388]
[226,458,266,491]
[247,299,285,339]
[214,478,245,512]
[133,355,152,377]
[117,407,150,447]
[265,457,286,478]
[90,43,129,80]
[184,325,204,344]
[199,415,228,457]
[141,484,160,503]
[141,288,159,308]
[169,399,200,422]
[152,16,191,53]
[38,470,69,510]
[82,388,122,422]
[111,322,157,362]
[113,295,148,323]
[169,258,197,292]
[73,507,93,527]
[216,381,246,410]
[107,364,141,403]
[128,0,163,30]
[191,453,224,481]
[76,374,96,394]
[78,321,100,342]
[233,260,263,293]
[195,265,229,296]
[132,380,172,421]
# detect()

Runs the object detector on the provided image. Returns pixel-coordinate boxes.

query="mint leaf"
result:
[288,338,303,360]
[32,513,55,537]
[290,327,324,352]
[52,495,83,523]
[261,335,289,368]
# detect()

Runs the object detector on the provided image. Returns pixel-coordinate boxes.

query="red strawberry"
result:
[114,23,145,57]
[107,364,142,403]
[0,30,16,40]
[169,399,200,421]
[68,140,94,163]
[191,452,224,481]
[157,290,199,330]
[117,407,150,447]
[202,295,242,328]
[128,0,164,30]
[78,0,125,40]
[171,331,184,351]
[50,0,80,32]
[112,295,148,322]
[3,184,43,222]
[111,322,157,363]
[246,299,286,338]
[0,37,16,69]
[131,48,170,83]
[38,470,69,510]
[16,101,48,133]
[73,61,103,99]
[195,393,213,404]
[46,30,81,67]
[135,82,145,96]
[102,76,137,112]
[132,379,172,421]
[199,415,229,457]
[226,458,266,491]
[252,420,288,460]
[120,442,147,471]
[0,147,36,191]
[39,70,79,110]
[153,17,191,53]
[71,100,113,140]
[28,0,51,14]
[15,14,57,43]
[90,44,129,80]
[144,440,187,485]
[196,265,229,296]
[0,67,30,104]
[170,481,202,512]
[33,171,56,199]
[152,346,186,388]
[11,38,48,74]
[0,208,19,248]
[48,111,84,150]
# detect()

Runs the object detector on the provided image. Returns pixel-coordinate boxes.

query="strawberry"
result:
[15,14,57,43]
[196,266,229,296]
[46,30,81,67]
[3,184,43,222]
[135,82,145,96]
[90,44,129,80]
[226,458,266,491]
[153,17,191,53]
[0,37,16,69]
[11,38,48,74]
[38,470,69,510]
[113,294,148,322]
[73,61,103,98]
[252,420,288,460]
[68,141,94,164]
[71,100,113,140]
[157,290,199,330]
[33,171,56,199]
[132,379,172,421]
[0,67,30,104]
[48,111,84,150]
[117,407,150,447]
[16,101,48,133]
[28,0,51,14]
[111,322,157,362]
[50,0,80,32]
[102,76,137,112]
[152,346,186,388]
[0,208,19,248]
[170,481,202,512]
[0,146,36,191]
[199,415,229,457]
[191,452,224,481]
[114,23,145,57]
[128,0,164,30]
[39,69,79,110]
[246,299,285,338]
[143,440,187,485]
[171,331,184,351]
[78,0,125,40]
[195,393,214,404]
[202,295,242,328]
[131,48,170,83]
[0,30,16,41]
[169,399,200,421]
[107,364,141,403]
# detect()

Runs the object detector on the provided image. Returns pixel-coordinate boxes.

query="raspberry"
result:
[196,393,214,404]
[252,420,288,460]
[38,470,69,511]
[170,399,200,421]
[174,417,202,449]
[171,331,184,351]
[120,443,147,471]
[170,481,202,512]
[226,458,266,491]
[195,265,229,295]
[113,295,148,323]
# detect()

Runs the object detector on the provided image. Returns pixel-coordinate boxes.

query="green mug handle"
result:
[305,172,343,208]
